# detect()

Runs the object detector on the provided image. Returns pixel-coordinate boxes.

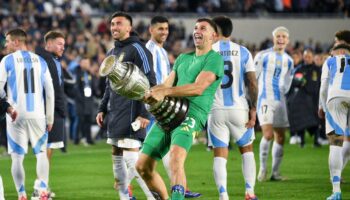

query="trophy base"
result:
[149,97,189,133]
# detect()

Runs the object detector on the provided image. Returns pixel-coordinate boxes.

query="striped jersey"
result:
[0,50,54,123]
[320,54,350,107]
[146,40,171,84]
[254,48,294,109]
[211,40,255,110]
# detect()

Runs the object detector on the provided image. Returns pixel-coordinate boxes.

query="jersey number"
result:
[273,67,281,77]
[24,68,35,93]
[261,105,268,114]
[340,58,350,73]
[221,61,233,89]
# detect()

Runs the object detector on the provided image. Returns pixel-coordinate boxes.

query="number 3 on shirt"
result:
[221,61,233,89]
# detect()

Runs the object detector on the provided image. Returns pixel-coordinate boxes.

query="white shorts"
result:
[47,141,64,149]
[6,118,48,155]
[326,97,350,136]
[207,109,255,148]
[107,138,142,148]
[257,99,289,127]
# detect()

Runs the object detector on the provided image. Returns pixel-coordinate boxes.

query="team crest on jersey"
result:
[276,60,281,66]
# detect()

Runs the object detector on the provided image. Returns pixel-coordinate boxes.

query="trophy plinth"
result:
[99,55,189,132]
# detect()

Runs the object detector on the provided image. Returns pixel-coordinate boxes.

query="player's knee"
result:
[135,161,150,180]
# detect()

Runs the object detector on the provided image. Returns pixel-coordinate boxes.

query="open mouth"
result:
[194,34,203,42]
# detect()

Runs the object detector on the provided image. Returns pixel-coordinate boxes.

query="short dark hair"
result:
[6,28,27,42]
[44,31,65,43]
[110,12,133,26]
[332,43,350,52]
[196,18,218,33]
[212,16,233,38]
[335,30,350,44]
[150,16,169,26]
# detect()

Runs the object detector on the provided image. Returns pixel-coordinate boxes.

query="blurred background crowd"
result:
[0,0,348,149]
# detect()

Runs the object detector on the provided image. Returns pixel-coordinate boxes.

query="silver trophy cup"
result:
[99,55,189,132]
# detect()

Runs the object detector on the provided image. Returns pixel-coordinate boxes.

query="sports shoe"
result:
[245,193,258,200]
[128,185,136,200]
[257,169,267,182]
[19,195,27,200]
[270,173,286,181]
[327,192,342,200]
[47,187,55,198]
[185,190,202,198]
[31,190,52,200]
[150,190,162,200]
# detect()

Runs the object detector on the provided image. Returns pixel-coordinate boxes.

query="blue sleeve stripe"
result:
[5,54,17,103]
[39,57,47,88]
[132,43,151,74]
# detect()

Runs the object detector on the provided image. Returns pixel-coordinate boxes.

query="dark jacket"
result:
[98,35,156,140]
[74,67,95,116]
[287,63,321,132]
[35,47,66,118]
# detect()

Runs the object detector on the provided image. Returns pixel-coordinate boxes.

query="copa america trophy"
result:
[99,55,189,132]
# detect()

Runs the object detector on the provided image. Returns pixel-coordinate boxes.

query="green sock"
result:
[171,185,185,200]
[171,191,184,200]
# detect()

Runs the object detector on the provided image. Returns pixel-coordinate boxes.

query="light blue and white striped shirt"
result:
[0,50,54,123]
[254,48,294,109]
[212,40,255,110]
[146,40,171,84]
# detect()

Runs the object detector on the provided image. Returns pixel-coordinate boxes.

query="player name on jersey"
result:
[16,57,39,63]
[218,50,238,56]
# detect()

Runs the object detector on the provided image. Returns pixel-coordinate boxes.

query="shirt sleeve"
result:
[133,44,156,87]
[284,58,294,94]
[245,51,255,73]
[43,62,55,124]
[98,78,111,114]
[253,51,264,79]
[319,58,330,111]
[202,52,224,79]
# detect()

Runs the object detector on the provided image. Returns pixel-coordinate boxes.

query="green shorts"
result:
[141,115,203,160]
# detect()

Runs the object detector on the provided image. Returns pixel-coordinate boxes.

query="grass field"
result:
[0,133,349,200]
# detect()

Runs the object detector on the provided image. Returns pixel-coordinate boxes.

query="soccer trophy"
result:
[99,55,189,132]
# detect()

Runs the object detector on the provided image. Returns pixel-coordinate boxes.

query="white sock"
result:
[213,157,228,199]
[33,179,40,190]
[0,176,4,200]
[162,152,172,178]
[259,137,271,172]
[242,152,256,195]
[36,152,49,191]
[329,145,343,193]
[342,140,350,170]
[272,142,283,176]
[124,151,153,198]
[112,155,129,199]
[11,153,26,197]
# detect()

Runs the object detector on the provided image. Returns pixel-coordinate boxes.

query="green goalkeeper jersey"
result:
[173,50,224,126]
